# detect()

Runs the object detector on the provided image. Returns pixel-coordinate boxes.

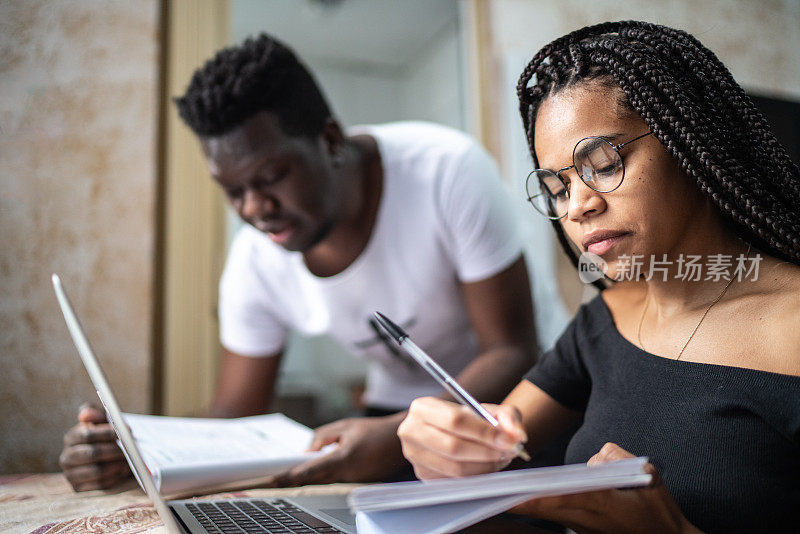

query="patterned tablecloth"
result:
[0,474,359,534]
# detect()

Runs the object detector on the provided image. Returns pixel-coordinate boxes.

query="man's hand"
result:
[59,403,131,491]
[509,443,703,534]
[267,414,409,487]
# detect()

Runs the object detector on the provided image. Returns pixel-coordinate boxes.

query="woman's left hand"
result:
[510,443,703,534]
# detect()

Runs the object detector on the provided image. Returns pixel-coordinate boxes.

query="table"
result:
[0,474,359,534]
[0,474,557,533]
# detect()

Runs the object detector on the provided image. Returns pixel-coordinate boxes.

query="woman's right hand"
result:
[397,396,528,480]
[59,403,131,491]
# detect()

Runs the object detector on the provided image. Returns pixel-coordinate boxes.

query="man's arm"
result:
[203,349,283,418]
[452,255,538,403]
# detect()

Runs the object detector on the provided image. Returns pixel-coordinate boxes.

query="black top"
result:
[525,295,800,533]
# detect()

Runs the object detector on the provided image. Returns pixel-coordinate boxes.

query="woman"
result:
[398,21,800,533]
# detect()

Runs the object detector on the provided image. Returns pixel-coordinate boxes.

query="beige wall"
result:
[489,0,800,100]
[0,0,159,473]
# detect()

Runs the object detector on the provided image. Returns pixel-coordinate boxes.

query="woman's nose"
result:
[566,172,606,222]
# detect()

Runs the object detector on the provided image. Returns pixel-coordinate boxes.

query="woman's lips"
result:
[587,236,623,255]
[583,232,629,255]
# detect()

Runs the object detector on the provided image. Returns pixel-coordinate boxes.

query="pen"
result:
[372,311,531,462]
[367,317,415,369]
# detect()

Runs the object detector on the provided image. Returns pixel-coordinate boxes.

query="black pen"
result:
[373,311,531,462]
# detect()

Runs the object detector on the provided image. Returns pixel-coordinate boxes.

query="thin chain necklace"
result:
[636,244,751,360]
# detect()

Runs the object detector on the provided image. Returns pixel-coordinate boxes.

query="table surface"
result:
[0,474,556,534]
[0,473,360,534]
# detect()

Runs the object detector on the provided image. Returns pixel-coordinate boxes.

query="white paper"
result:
[355,494,531,534]
[354,475,652,534]
[121,413,327,496]
[350,457,650,512]
[350,459,653,534]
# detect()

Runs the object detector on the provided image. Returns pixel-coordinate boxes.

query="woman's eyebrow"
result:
[573,138,605,160]
[572,132,626,160]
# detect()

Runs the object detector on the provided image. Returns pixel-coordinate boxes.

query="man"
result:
[59,34,538,490]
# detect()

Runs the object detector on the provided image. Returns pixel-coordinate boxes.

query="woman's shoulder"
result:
[754,258,800,376]
[758,256,800,293]
[717,254,800,377]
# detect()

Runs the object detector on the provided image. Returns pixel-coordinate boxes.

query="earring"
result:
[332,153,344,168]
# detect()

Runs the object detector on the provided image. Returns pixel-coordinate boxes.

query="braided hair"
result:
[175,33,332,138]
[517,21,800,285]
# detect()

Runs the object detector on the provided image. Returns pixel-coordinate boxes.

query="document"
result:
[121,413,326,496]
[349,457,652,534]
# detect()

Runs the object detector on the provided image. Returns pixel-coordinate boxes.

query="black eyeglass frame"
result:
[526,131,653,220]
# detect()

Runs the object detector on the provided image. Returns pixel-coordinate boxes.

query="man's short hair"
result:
[175,33,332,138]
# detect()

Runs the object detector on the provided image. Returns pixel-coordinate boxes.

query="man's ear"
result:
[320,117,345,156]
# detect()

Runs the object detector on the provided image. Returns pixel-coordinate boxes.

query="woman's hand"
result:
[510,443,703,534]
[397,396,528,480]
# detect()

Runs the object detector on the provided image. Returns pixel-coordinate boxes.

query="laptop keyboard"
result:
[184,499,344,533]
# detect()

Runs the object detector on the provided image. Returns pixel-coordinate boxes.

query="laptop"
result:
[52,274,357,534]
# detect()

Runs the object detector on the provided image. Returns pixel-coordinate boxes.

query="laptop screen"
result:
[52,274,182,533]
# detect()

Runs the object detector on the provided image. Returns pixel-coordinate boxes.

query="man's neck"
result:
[303,135,383,277]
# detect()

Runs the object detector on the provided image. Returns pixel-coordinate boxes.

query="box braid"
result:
[175,33,332,138]
[517,21,800,288]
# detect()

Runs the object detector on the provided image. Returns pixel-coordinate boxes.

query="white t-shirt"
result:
[219,122,525,410]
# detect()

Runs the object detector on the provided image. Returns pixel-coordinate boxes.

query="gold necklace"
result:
[636,244,751,360]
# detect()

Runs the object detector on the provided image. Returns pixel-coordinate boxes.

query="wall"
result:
[400,18,465,131]
[490,0,800,101]
[311,63,404,126]
[0,0,159,473]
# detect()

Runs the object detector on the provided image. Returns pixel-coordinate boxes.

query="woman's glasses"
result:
[526,131,653,220]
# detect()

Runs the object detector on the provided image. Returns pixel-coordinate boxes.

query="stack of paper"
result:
[349,457,652,534]
[121,413,325,496]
